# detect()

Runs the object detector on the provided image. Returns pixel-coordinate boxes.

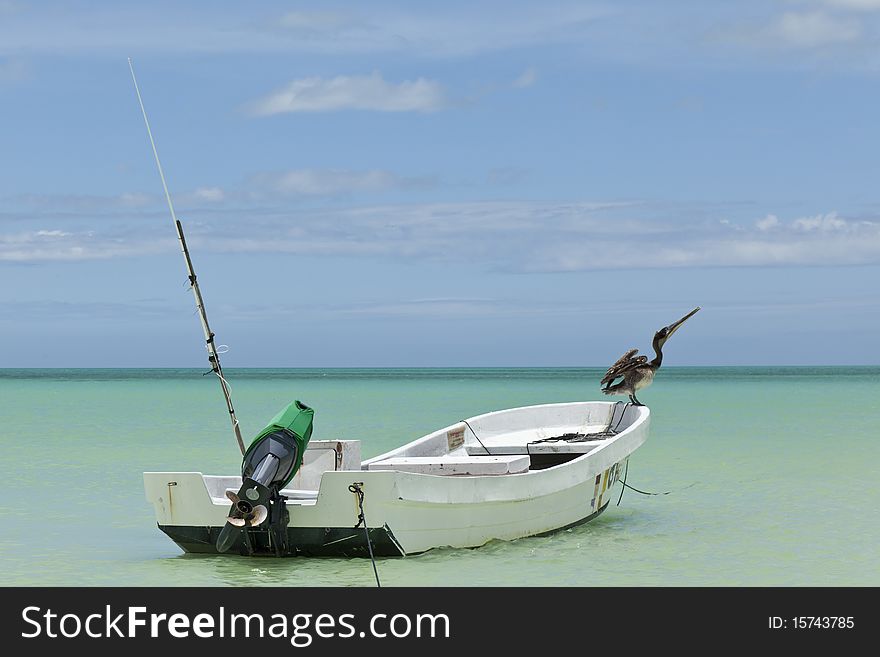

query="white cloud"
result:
[247,72,446,115]
[774,11,862,47]
[537,210,880,270]
[4,198,880,271]
[0,3,609,59]
[9,189,220,211]
[191,187,225,202]
[715,8,870,57]
[755,214,780,231]
[35,230,70,238]
[792,211,849,231]
[270,5,606,58]
[817,0,880,11]
[512,66,539,88]
[206,204,880,270]
[253,169,404,196]
[0,228,169,262]
[119,192,154,208]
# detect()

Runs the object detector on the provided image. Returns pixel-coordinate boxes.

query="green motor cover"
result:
[242,400,314,488]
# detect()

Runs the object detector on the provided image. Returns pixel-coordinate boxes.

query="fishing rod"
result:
[128,58,246,456]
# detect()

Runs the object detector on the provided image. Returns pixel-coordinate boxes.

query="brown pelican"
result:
[601,307,700,406]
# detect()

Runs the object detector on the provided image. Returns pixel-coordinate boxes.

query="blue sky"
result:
[1,0,879,367]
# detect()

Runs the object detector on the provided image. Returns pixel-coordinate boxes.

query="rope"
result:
[461,419,492,455]
[619,481,670,496]
[348,482,381,588]
[620,481,695,496]
[595,400,630,437]
[614,459,695,499]
[616,458,629,506]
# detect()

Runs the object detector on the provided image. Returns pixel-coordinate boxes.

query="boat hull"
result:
[155,491,616,557]
[158,523,407,557]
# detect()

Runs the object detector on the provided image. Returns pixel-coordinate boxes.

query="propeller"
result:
[224,490,268,527]
[216,482,270,553]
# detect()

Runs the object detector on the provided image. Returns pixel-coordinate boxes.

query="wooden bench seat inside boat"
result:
[367,454,530,476]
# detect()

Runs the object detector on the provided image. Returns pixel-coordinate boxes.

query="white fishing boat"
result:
[144,399,649,556]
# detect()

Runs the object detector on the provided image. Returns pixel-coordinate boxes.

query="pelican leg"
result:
[630,394,644,406]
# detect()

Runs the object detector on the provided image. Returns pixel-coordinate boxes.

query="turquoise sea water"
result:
[1,367,878,587]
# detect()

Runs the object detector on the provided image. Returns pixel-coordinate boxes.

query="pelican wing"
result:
[600,348,648,387]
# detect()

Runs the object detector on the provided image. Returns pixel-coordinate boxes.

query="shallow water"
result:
[1,367,877,586]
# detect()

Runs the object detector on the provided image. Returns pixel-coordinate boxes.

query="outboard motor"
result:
[216,400,314,556]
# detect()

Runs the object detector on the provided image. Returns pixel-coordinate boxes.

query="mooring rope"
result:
[620,480,672,496]
[349,482,381,588]
[617,458,630,506]
[616,459,695,502]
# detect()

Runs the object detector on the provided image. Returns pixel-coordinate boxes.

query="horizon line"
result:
[1,364,878,370]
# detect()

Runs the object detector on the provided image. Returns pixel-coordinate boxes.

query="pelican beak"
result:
[665,306,700,338]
